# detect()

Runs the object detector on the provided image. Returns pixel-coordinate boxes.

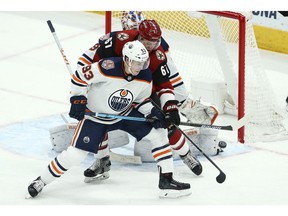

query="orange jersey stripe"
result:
[171,76,182,84]
[72,74,87,85]
[79,57,92,65]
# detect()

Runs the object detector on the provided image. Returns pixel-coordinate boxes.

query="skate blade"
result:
[25,193,33,199]
[84,172,110,183]
[159,189,192,199]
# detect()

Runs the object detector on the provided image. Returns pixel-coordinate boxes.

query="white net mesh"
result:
[110,11,288,143]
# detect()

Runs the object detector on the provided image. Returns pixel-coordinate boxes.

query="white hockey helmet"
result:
[122,40,150,76]
[121,11,145,30]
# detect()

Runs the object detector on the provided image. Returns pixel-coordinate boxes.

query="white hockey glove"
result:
[179,98,219,124]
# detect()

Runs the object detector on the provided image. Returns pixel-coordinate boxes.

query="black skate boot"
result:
[26,176,46,198]
[158,168,191,198]
[84,156,111,183]
[180,150,203,175]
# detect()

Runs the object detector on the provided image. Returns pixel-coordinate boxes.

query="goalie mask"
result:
[121,11,145,30]
[122,40,150,76]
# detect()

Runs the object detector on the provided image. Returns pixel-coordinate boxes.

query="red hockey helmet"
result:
[138,19,162,41]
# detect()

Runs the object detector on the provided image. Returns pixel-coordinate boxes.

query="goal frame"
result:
[105,11,246,143]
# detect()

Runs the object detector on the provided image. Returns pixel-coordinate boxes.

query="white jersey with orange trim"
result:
[71,57,154,124]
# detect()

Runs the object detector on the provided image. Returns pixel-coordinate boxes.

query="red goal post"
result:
[200,11,246,144]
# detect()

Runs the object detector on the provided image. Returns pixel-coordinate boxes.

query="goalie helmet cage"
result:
[105,11,288,143]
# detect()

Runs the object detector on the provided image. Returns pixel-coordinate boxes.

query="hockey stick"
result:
[47,20,142,164]
[87,111,249,131]
[149,101,226,184]
[175,125,226,183]
[180,114,251,131]
[86,111,154,123]
[47,20,73,75]
[109,150,142,164]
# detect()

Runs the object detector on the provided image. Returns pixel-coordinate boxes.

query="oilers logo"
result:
[108,89,133,111]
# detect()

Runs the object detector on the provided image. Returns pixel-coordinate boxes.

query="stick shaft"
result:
[47,20,73,75]
[86,112,154,123]
[180,121,233,130]
[87,112,237,131]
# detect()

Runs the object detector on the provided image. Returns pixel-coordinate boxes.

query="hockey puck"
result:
[218,141,227,148]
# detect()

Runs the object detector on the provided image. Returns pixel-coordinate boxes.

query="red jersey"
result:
[77,29,175,107]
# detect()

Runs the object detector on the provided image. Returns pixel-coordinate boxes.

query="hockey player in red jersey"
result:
[26,41,191,199]
[77,18,204,183]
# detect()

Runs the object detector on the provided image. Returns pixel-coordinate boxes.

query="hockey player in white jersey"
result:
[26,41,191,199]
[81,12,222,180]
[49,13,224,181]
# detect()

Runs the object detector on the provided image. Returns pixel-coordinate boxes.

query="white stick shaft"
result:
[47,20,73,75]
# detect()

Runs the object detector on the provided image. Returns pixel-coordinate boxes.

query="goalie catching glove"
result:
[69,95,87,120]
[180,98,219,124]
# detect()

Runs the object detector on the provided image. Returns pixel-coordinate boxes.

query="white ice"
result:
[1,11,288,215]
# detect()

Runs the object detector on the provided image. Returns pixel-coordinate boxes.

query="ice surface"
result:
[0,11,288,215]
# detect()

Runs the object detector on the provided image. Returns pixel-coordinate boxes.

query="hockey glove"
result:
[147,107,167,129]
[163,100,180,127]
[69,95,87,121]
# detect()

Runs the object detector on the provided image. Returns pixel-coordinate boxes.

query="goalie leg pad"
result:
[49,125,130,153]
[49,124,75,153]
[184,128,221,156]
[107,130,130,148]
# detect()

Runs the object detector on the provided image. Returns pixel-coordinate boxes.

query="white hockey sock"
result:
[41,146,88,184]
[96,135,110,159]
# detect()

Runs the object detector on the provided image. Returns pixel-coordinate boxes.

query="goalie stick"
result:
[87,111,250,131]
[47,20,142,165]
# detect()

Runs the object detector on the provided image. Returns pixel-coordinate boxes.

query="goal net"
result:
[106,11,288,143]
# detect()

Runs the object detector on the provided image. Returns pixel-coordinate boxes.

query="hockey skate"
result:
[180,150,203,175]
[158,169,191,198]
[26,176,46,199]
[84,156,111,183]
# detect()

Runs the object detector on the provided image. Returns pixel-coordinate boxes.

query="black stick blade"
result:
[216,172,226,184]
